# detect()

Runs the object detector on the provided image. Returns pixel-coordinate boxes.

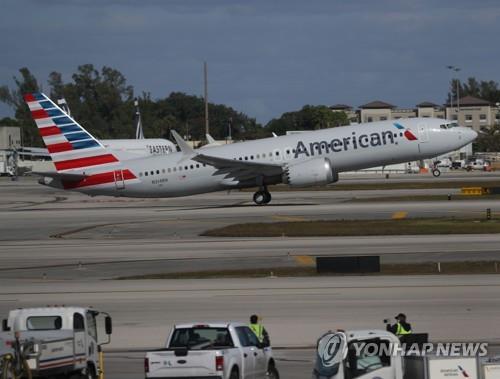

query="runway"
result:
[1,175,500,379]
[0,177,499,279]
[1,275,500,348]
[1,235,500,279]
[1,178,499,242]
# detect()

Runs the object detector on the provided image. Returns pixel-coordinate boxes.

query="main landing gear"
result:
[432,168,441,177]
[253,188,272,205]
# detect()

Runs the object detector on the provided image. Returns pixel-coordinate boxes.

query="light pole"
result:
[496,102,500,127]
[446,66,461,116]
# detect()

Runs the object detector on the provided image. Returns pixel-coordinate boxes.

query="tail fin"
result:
[24,92,119,172]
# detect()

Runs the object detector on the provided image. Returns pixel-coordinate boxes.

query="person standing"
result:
[385,313,412,337]
[249,314,270,346]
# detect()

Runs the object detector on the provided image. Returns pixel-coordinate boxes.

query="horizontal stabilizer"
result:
[30,171,88,182]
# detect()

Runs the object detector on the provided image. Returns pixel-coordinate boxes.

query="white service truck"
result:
[312,329,496,379]
[145,322,279,379]
[1,307,112,379]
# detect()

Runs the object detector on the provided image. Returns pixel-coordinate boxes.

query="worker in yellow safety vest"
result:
[385,313,412,337]
[249,315,270,347]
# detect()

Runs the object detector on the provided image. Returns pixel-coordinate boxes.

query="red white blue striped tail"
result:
[24,92,119,172]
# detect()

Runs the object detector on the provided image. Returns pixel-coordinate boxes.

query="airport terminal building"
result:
[332,95,500,131]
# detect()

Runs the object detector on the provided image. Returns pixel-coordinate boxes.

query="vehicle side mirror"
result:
[105,316,112,335]
[2,319,10,332]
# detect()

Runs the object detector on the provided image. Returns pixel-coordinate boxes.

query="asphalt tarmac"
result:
[1,275,499,348]
[0,174,499,379]
[1,176,499,280]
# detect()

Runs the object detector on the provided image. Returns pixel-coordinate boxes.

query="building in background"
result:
[332,96,500,131]
[0,126,21,176]
[445,96,498,130]
[0,126,21,150]
[329,104,359,124]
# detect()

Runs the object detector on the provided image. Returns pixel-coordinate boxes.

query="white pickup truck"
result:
[1,306,112,379]
[145,322,279,379]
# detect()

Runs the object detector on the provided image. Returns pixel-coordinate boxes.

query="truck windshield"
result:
[169,327,234,350]
[27,316,62,330]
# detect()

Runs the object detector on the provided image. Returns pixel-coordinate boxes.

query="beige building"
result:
[0,126,21,150]
[329,104,359,124]
[416,102,446,119]
[331,95,500,131]
[445,95,499,131]
[358,101,395,123]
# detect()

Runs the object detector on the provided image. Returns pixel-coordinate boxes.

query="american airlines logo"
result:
[294,123,418,158]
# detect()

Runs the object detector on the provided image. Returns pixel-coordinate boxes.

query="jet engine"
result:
[283,158,338,187]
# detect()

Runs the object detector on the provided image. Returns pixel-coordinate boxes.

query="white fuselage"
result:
[90,138,176,159]
[58,118,477,198]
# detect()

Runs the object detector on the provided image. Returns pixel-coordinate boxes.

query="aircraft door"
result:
[417,123,429,143]
[85,311,99,366]
[73,313,86,368]
[114,169,125,189]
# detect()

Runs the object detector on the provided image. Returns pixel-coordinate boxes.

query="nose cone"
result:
[466,128,478,143]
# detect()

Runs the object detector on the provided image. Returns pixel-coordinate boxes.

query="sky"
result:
[1,0,500,124]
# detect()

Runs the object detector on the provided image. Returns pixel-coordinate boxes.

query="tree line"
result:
[1,66,498,151]
[0,65,349,147]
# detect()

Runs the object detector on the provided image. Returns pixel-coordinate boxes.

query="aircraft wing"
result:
[192,154,284,181]
[30,171,88,182]
[171,129,283,181]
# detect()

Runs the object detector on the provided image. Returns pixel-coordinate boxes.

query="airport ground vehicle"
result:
[312,329,495,379]
[465,159,491,171]
[0,331,36,379]
[1,307,112,379]
[145,322,279,379]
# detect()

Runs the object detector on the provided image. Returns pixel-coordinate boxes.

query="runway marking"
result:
[272,215,307,222]
[294,256,315,266]
[392,211,408,220]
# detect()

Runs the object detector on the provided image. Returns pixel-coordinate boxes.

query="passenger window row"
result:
[139,163,207,177]
[138,148,299,178]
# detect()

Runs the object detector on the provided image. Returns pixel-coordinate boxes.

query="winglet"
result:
[206,134,218,145]
[272,132,278,138]
[171,130,195,155]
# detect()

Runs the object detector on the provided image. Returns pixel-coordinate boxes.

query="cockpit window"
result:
[440,122,459,129]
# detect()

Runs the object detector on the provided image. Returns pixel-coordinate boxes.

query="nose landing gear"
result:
[253,189,272,205]
[432,168,441,177]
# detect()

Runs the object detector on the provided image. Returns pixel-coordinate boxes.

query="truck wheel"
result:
[267,365,280,379]
[82,365,96,379]
[229,367,239,379]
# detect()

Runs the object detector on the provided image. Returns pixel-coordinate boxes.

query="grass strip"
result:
[201,218,500,237]
[116,261,500,280]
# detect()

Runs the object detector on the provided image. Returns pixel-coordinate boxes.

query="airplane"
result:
[24,96,178,160]
[25,92,477,205]
[91,97,177,159]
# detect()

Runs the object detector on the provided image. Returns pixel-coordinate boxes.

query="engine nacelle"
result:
[283,158,338,187]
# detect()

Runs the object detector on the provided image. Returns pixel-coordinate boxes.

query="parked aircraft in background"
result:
[29,96,178,160]
[25,92,477,204]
